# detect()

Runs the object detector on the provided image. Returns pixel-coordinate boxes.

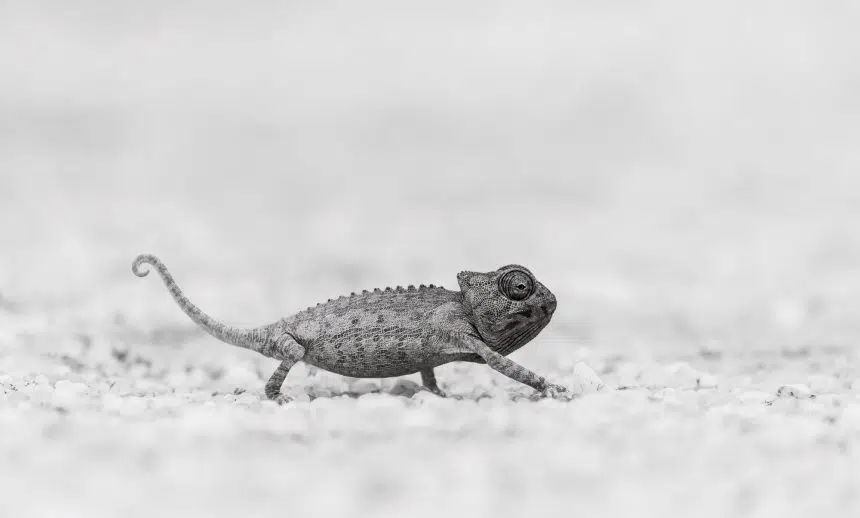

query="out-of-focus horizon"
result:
[2,0,859,355]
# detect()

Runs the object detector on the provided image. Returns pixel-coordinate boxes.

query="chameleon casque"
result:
[132,254,568,401]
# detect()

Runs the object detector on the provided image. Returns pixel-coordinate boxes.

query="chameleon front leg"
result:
[420,368,447,397]
[456,333,569,397]
[262,335,306,404]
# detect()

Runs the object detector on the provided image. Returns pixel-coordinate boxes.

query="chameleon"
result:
[132,254,569,402]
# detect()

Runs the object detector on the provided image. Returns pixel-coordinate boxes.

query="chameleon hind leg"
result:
[263,336,306,404]
[420,368,447,397]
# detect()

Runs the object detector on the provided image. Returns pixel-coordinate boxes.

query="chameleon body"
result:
[132,254,567,402]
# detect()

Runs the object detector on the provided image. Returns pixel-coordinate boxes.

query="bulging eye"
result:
[499,270,534,301]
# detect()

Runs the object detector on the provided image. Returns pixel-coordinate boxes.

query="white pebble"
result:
[697,374,719,389]
[290,392,311,403]
[55,380,89,394]
[570,362,605,394]
[388,379,422,397]
[350,380,379,395]
[738,390,775,404]
[52,380,90,406]
[0,374,24,388]
[815,394,844,408]
[808,375,840,394]
[664,362,700,389]
[841,405,860,430]
[615,363,641,388]
[482,384,512,400]
[109,379,137,395]
[184,390,213,403]
[849,379,860,394]
[24,385,53,405]
[776,384,813,399]
[638,365,670,388]
[92,381,112,395]
[134,379,166,394]
[650,388,680,406]
[306,387,334,399]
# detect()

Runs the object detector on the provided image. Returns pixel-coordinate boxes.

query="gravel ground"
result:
[2,328,860,517]
[3,2,860,517]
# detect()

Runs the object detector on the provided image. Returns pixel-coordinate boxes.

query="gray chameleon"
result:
[132,254,569,401]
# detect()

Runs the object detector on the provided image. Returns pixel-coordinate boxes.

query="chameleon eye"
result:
[499,270,533,301]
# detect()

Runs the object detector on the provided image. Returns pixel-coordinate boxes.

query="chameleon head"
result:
[457,265,557,355]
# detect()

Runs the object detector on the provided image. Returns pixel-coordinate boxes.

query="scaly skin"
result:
[132,254,567,402]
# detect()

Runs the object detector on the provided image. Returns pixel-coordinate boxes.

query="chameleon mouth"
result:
[490,305,553,346]
[495,318,548,356]
[514,304,554,320]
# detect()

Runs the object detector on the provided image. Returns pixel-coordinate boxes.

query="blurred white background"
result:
[2,0,860,355]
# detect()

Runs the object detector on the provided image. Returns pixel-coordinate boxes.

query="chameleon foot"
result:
[420,368,447,397]
[264,355,303,404]
[273,393,293,405]
[426,386,448,398]
[541,383,574,400]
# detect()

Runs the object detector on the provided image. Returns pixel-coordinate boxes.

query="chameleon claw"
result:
[273,394,293,406]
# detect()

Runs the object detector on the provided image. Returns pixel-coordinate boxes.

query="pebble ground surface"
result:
[2,310,860,517]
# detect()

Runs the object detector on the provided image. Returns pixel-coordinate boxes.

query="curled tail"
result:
[132,254,270,352]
